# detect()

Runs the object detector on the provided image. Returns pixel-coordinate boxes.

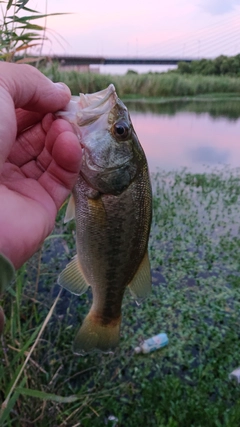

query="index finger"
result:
[0,63,71,113]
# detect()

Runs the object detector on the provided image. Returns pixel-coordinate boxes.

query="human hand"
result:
[0,63,82,269]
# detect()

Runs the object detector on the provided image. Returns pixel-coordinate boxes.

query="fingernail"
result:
[54,82,70,92]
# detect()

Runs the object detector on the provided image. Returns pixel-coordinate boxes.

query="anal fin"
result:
[58,255,89,295]
[128,251,152,304]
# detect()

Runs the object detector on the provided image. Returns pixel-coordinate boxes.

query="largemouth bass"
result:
[57,84,152,355]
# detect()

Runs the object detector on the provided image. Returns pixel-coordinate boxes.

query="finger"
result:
[38,122,82,210]
[17,118,80,180]
[0,90,16,171]
[8,121,46,167]
[16,108,44,134]
[0,62,71,112]
[8,114,54,167]
[0,63,71,170]
[36,118,79,171]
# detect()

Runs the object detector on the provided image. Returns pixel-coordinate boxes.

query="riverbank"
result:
[42,65,240,98]
[1,167,240,426]
[123,93,240,102]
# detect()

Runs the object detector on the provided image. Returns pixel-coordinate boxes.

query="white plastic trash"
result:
[134,332,169,354]
[105,415,118,426]
[229,367,240,383]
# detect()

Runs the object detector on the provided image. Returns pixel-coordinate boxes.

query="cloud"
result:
[199,0,240,15]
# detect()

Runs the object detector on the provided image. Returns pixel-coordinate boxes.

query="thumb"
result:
[0,62,71,112]
[0,63,71,172]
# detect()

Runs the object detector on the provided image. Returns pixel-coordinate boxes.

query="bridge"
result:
[48,55,194,66]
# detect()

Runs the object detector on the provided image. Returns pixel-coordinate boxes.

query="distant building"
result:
[58,64,100,73]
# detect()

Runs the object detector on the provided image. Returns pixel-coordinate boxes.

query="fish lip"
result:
[82,150,132,172]
[75,84,118,126]
[79,160,133,190]
[86,84,117,110]
[80,160,130,181]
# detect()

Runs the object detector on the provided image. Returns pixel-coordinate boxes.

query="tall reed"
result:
[42,65,240,97]
[0,0,66,62]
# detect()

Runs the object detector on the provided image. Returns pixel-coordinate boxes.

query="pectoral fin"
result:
[58,255,89,295]
[128,251,152,304]
[64,194,75,223]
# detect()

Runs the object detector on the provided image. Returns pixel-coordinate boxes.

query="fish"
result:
[57,84,152,355]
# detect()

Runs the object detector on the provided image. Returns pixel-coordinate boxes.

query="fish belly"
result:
[72,166,152,353]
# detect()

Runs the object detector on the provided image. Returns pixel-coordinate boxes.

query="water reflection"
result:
[126,100,240,172]
[126,99,240,120]
[189,146,230,164]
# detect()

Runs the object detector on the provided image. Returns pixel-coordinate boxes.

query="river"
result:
[126,99,240,173]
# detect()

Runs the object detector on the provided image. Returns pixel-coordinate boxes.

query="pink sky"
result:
[35,0,240,60]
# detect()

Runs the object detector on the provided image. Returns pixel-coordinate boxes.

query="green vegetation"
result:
[42,64,240,98]
[177,54,240,77]
[41,53,240,99]
[1,167,240,426]
[0,0,65,62]
[2,4,240,426]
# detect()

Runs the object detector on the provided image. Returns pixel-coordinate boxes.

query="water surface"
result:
[127,99,240,173]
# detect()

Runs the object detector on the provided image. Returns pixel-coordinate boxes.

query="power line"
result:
[137,10,240,58]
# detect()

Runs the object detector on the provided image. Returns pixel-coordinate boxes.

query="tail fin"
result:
[73,312,121,355]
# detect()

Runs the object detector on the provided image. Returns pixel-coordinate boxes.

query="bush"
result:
[177,53,240,77]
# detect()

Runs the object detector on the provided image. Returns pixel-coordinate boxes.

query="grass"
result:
[1,166,240,426]
[41,64,240,98]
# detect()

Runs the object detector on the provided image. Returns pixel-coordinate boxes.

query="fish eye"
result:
[113,121,130,140]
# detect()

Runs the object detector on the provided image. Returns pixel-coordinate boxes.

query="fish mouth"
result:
[55,84,118,128]
[80,154,138,196]
[78,84,117,110]
[75,84,118,127]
